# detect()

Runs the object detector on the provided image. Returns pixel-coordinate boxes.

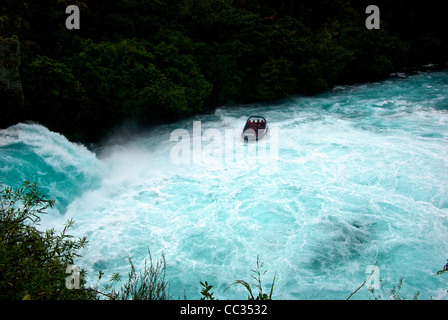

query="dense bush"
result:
[0,181,173,300]
[0,181,92,299]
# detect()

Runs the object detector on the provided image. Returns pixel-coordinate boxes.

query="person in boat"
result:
[251,120,256,130]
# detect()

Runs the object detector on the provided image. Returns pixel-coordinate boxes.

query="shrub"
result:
[0,180,174,300]
[0,180,93,300]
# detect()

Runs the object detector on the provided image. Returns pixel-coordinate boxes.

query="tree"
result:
[0,181,93,300]
[256,57,296,99]
[21,56,89,141]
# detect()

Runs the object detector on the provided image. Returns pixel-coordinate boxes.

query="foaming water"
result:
[0,123,103,210]
[1,70,448,299]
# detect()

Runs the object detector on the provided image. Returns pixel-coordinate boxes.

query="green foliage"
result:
[21,56,89,141]
[79,250,172,300]
[117,250,171,300]
[0,181,93,300]
[0,181,173,300]
[20,37,212,141]
[257,57,296,100]
[200,281,215,300]
[3,0,446,141]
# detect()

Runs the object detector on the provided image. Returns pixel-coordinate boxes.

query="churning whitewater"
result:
[1,70,448,299]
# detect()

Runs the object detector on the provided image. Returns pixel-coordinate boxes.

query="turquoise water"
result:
[1,70,448,299]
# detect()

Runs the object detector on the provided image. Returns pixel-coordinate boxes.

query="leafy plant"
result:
[226,256,276,300]
[86,250,172,300]
[0,181,93,300]
[200,281,215,300]
[118,250,171,300]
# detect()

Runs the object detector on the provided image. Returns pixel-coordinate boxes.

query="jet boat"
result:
[242,116,268,141]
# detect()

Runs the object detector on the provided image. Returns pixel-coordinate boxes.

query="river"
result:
[1,69,448,299]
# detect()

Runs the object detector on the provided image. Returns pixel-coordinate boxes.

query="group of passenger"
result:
[246,119,266,131]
